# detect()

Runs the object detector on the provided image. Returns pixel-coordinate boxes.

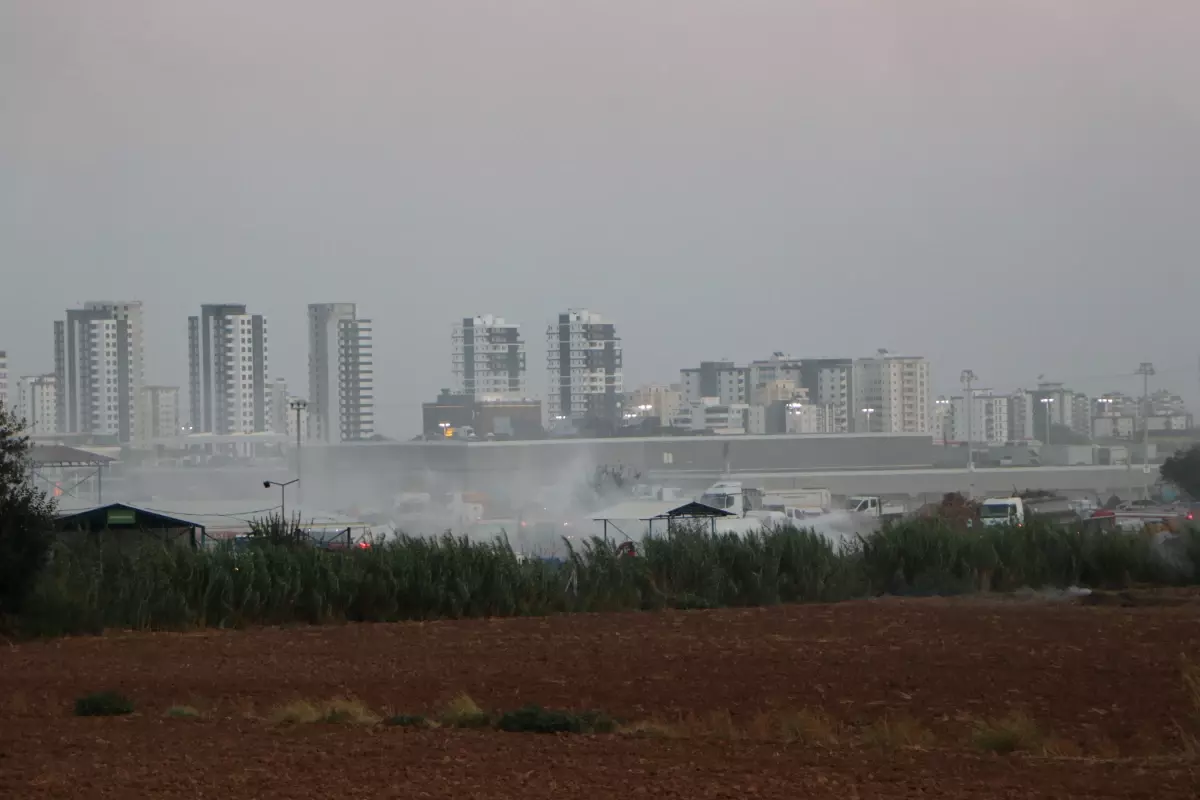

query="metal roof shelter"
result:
[592,499,735,540]
[55,503,206,548]
[30,445,115,502]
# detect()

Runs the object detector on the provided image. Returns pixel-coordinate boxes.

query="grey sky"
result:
[3,1,1198,435]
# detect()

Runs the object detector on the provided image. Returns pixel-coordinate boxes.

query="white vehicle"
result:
[979,497,1026,528]
[845,495,906,518]
[697,481,787,530]
[763,488,832,516]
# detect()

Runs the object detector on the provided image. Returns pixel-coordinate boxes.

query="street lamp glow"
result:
[862,407,876,432]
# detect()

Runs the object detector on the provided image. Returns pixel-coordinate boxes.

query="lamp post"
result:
[862,407,875,433]
[264,478,299,522]
[1040,397,1055,446]
[289,398,307,506]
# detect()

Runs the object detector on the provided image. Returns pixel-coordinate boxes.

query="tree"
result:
[1160,444,1200,500]
[0,403,57,619]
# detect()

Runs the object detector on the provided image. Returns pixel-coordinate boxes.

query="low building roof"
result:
[54,502,205,532]
[592,499,735,521]
[31,445,115,466]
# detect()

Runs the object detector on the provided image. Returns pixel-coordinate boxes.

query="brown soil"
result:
[2,596,1199,798]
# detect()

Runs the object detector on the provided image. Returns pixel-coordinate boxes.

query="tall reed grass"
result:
[15,519,1199,637]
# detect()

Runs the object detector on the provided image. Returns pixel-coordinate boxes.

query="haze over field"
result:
[2,1,1198,436]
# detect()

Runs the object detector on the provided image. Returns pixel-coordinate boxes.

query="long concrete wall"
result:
[299,434,936,508]
[297,435,1159,511]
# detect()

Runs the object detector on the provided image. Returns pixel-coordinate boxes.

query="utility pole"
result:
[1135,362,1155,497]
[290,398,308,508]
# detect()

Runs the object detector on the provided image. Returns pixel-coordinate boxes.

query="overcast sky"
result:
[3,1,1198,435]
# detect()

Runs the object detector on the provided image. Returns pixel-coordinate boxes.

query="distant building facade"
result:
[187,304,269,434]
[308,303,374,443]
[141,385,180,439]
[452,315,527,401]
[54,301,145,442]
[546,309,622,424]
[852,352,932,433]
[16,374,58,434]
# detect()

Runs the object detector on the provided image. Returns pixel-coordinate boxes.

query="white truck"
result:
[845,495,907,519]
[697,481,788,533]
[978,497,1026,528]
[763,488,832,517]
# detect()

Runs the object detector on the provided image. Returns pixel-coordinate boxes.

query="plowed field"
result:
[2,594,1199,798]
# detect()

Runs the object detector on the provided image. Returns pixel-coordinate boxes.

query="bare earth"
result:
[2,595,1199,798]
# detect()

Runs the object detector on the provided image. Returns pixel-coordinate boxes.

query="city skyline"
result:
[3,298,1198,439]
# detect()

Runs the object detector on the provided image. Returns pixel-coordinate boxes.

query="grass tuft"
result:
[862,713,936,750]
[269,697,379,726]
[971,711,1043,754]
[165,705,202,719]
[771,709,842,746]
[74,691,134,717]
[384,713,435,729]
[437,693,491,729]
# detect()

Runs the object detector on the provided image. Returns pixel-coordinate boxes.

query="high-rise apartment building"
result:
[451,315,527,401]
[54,301,145,441]
[0,350,7,411]
[681,361,747,406]
[17,375,58,435]
[141,385,180,439]
[308,303,374,443]
[546,309,622,422]
[852,352,932,433]
[949,392,1010,445]
[187,304,269,434]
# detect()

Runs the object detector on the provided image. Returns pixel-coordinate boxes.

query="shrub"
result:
[165,705,201,719]
[74,691,134,717]
[0,404,57,623]
[437,693,491,729]
[269,697,379,726]
[862,713,936,750]
[971,712,1043,754]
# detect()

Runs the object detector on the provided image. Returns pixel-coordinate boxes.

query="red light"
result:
[1188,512,1194,521]
[357,541,371,549]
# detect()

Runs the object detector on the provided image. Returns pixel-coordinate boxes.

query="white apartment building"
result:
[452,315,527,401]
[188,304,270,434]
[932,397,952,444]
[948,393,1010,445]
[852,353,932,433]
[684,356,854,432]
[1007,392,1036,441]
[684,399,749,434]
[681,362,747,406]
[54,301,145,442]
[626,383,683,423]
[16,374,58,434]
[546,309,622,422]
[141,385,180,439]
[784,402,834,434]
[308,303,374,443]
[0,350,7,411]
[270,378,310,442]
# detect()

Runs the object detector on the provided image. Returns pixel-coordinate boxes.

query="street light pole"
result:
[289,398,307,507]
[862,407,875,432]
[264,479,299,522]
